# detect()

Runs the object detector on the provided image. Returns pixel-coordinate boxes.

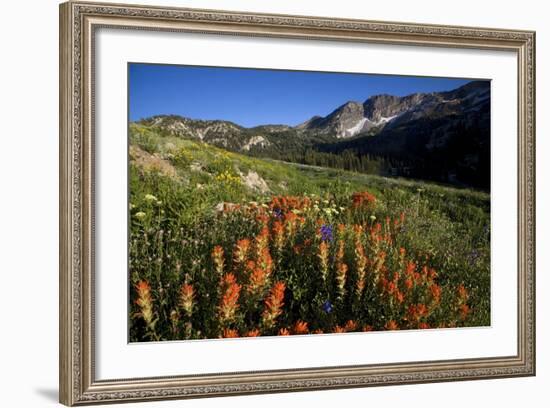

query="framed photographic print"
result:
[59,1,536,405]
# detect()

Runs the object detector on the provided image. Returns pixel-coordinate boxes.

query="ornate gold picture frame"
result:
[59,1,535,405]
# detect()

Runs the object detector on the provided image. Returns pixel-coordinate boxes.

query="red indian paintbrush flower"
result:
[218,273,241,324]
[335,262,348,299]
[354,241,368,298]
[245,328,261,337]
[333,325,346,334]
[258,247,274,277]
[246,267,268,296]
[254,227,270,260]
[222,328,239,338]
[293,320,309,335]
[212,245,225,276]
[278,327,290,336]
[344,320,358,332]
[135,280,155,330]
[261,281,286,329]
[384,320,399,331]
[459,304,470,320]
[430,283,442,304]
[317,241,330,283]
[272,221,285,252]
[179,283,195,317]
[233,238,251,266]
[351,191,376,209]
[457,284,469,302]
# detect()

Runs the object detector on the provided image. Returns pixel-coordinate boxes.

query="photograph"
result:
[128,64,491,342]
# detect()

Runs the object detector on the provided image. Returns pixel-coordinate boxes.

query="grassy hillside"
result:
[129,123,490,341]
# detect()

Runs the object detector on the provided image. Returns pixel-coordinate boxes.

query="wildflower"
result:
[254,227,270,259]
[134,211,146,220]
[233,239,251,266]
[457,284,469,302]
[351,191,377,209]
[245,328,261,337]
[369,215,376,221]
[273,208,283,218]
[354,241,368,298]
[320,224,334,242]
[405,261,416,276]
[144,193,157,202]
[459,304,470,320]
[246,267,268,296]
[322,300,333,314]
[333,325,346,333]
[218,273,241,324]
[394,290,405,304]
[278,328,290,336]
[344,320,358,332]
[313,329,324,334]
[272,221,285,252]
[258,247,274,277]
[135,280,155,330]
[385,320,399,330]
[430,283,442,304]
[212,245,225,276]
[293,320,309,335]
[318,241,330,282]
[261,281,286,329]
[418,322,431,330]
[335,262,348,299]
[222,328,239,338]
[179,283,195,317]
[362,325,373,332]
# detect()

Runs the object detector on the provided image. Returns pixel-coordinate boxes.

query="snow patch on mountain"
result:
[345,118,368,137]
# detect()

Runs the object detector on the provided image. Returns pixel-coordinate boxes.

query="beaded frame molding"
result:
[59,1,535,405]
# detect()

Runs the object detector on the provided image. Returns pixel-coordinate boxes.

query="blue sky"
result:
[129,63,473,127]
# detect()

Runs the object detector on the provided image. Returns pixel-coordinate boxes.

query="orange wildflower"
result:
[272,221,285,252]
[218,273,241,324]
[233,238,251,266]
[333,325,346,333]
[222,328,239,338]
[212,245,225,275]
[362,325,374,332]
[394,290,405,304]
[430,283,442,304]
[317,241,330,282]
[254,227,270,259]
[278,328,290,336]
[344,320,358,332]
[384,320,399,331]
[354,241,368,298]
[245,328,261,337]
[457,284,469,302]
[336,262,348,299]
[351,191,377,209]
[418,322,431,330]
[246,267,268,296]
[261,281,286,329]
[293,320,309,335]
[258,247,274,276]
[459,304,470,320]
[135,280,155,329]
[179,283,195,317]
